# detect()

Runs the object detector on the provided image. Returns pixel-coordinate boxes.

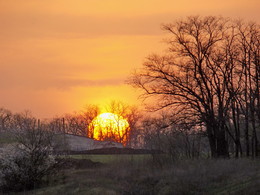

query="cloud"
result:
[0,71,125,90]
[1,1,259,42]
[53,77,125,90]
[0,13,167,41]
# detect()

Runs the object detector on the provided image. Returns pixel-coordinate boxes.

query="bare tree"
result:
[128,16,260,158]
[105,101,142,146]
[124,105,142,147]
[0,108,12,132]
[0,114,61,192]
[63,113,88,136]
[47,104,100,138]
[83,104,100,138]
[235,21,260,157]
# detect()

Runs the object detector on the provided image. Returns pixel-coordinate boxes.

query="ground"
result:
[18,155,259,195]
[0,131,259,194]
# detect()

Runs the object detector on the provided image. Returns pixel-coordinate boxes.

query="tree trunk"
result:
[207,124,217,158]
[216,129,229,157]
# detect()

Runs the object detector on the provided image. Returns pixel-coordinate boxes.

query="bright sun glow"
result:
[89,112,129,145]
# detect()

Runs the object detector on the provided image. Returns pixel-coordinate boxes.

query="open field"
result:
[19,155,259,195]
[1,134,259,194]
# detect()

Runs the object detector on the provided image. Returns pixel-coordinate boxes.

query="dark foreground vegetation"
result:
[17,156,259,195]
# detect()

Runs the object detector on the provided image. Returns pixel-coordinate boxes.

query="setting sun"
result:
[89,112,129,145]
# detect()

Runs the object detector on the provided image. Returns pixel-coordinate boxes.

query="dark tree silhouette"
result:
[128,16,260,158]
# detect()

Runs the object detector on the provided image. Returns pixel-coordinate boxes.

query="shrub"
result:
[0,128,61,192]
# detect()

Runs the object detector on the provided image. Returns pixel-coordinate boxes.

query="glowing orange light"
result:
[89,112,129,144]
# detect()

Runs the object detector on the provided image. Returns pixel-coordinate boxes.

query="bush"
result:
[0,128,61,192]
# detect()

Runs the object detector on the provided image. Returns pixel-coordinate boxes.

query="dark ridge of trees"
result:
[0,101,142,148]
[128,16,260,158]
[47,104,100,138]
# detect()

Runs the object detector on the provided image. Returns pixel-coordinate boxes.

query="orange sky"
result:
[0,0,259,118]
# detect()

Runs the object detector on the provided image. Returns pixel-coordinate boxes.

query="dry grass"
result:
[21,156,259,195]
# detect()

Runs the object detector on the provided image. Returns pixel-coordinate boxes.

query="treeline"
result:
[0,101,142,147]
[49,103,141,146]
[129,16,260,158]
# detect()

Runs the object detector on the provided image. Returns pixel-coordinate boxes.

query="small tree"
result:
[0,117,61,192]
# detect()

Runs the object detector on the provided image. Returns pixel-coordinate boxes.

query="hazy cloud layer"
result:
[0,74,125,90]
[1,0,259,41]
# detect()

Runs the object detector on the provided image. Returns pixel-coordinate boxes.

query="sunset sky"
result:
[0,0,259,118]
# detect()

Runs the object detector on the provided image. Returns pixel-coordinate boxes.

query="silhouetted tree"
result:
[82,104,100,138]
[48,104,100,137]
[129,16,260,158]
[0,108,12,131]
[235,21,260,157]
[105,101,142,146]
